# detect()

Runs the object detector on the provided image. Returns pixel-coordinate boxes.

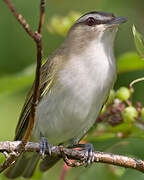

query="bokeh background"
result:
[1,0,144,179]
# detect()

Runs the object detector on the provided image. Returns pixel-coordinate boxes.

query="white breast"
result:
[32,40,116,145]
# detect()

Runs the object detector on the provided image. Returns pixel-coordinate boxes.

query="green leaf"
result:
[117,52,144,73]
[120,169,144,180]
[132,25,144,58]
[78,164,119,180]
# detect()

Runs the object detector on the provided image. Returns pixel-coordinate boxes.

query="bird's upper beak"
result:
[108,16,127,25]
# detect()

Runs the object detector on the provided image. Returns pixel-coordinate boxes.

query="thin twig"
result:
[38,0,46,34]
[22,0,46,145]
[1,0,46,172]
[4,0,38,41]
[0,141,144,173]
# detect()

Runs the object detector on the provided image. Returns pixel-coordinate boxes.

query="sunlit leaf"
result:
[132,25,144,58]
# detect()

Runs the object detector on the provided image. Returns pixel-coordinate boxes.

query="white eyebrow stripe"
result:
[75,12,115,24]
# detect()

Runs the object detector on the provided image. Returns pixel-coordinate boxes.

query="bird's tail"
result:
[5,152,40,179]
[39,155,60,172]
[5,152,60,179]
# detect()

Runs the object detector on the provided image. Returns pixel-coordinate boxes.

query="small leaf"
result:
[132,25,144,58]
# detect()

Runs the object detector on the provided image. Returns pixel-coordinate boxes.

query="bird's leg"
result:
[40,136,51,159]
[69,143,95,165]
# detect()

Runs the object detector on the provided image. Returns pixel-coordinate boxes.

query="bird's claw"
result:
[69,143,95,166]
[84,143,95,166]
[40,137,51,159]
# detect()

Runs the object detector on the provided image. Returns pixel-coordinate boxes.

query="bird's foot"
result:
[69,143,95,166]
[40,137,51,159]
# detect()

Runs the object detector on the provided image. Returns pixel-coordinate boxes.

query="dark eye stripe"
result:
[75,12,116,26]
[86,16,115,26]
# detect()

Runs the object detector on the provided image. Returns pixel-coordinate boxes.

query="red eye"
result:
[87,17,95,26]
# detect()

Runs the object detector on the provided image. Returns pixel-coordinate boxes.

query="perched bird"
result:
[5,11,127,178]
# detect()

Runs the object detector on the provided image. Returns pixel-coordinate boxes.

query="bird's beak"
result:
[108,16,127,25]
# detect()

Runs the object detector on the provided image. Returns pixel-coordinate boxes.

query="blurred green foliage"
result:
[47,11,82,36]
[1,0,144,180]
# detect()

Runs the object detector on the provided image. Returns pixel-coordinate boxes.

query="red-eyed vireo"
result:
[5,11,127,178]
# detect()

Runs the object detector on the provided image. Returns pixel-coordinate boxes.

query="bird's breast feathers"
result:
[33,43,116,145]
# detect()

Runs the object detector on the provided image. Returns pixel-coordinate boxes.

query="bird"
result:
[5,11,127,178]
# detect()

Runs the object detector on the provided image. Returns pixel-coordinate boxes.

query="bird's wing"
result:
[14,54,61,140]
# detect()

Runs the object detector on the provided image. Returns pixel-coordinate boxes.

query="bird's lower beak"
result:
[108,17,127,25]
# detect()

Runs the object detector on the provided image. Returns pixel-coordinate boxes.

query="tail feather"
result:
[5,153,60,178]
[5,152,39,179]
[39,155,60,172]
[23,153,40,178]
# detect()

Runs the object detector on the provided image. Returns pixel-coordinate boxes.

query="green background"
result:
[0,0,144,179]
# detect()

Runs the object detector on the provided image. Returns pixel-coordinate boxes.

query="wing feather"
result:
[14,55,59,140]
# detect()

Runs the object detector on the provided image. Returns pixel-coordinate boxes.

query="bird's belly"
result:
[32,82,109,145]
[32,53,116,145]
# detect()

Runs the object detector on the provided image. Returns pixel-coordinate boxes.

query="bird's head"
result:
[65,11,127,52]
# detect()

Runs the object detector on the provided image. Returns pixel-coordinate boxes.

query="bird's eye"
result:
[87,17,95,26]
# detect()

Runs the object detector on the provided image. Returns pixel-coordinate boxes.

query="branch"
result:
[38,0,46,34]
[1,0,46,172]
[4,0,38,42]
[0,141,144,174]
[22,0,46,144]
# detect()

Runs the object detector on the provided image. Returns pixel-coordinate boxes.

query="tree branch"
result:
[38,0,46,34]
[0,141,144,173]
[4,0,38,42]
[1,0,46,172]
[22,0,46,144]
